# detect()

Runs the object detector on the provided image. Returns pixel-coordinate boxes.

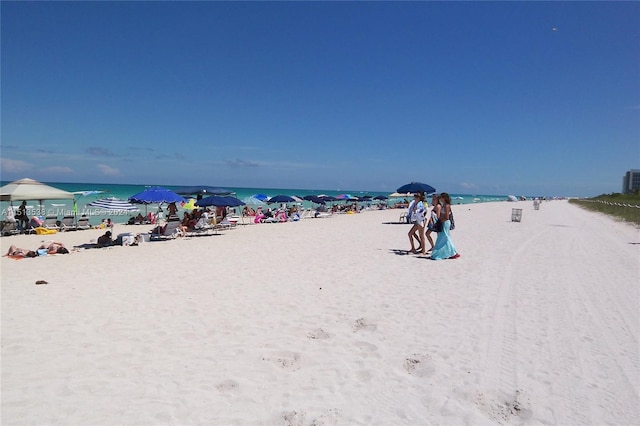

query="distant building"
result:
[622,169,640,194]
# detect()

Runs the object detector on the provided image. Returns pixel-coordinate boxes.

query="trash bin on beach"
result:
[511,208,523,222]
[533,200,540,210]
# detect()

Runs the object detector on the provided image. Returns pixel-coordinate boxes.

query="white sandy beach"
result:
[1,200,638,425]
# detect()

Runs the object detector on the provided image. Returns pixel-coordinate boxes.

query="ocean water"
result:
[1,181,511,225]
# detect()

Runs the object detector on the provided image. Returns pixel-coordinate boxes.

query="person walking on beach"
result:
[430,192,459,260]
[407,191,427,254]
[425,193,440,252]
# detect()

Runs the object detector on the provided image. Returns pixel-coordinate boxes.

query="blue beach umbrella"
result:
[396,182,436,194]
[129,187,185,204]
[336,194,357,201]
[221,196,245,207]
[195,195,245,208]
[373,195,388,200]
[252,193,268,202]
[267,195,296,204]
[243,196,265,205]
[303,195,326,204]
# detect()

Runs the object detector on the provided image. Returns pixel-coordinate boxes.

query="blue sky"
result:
[1,2,638,197]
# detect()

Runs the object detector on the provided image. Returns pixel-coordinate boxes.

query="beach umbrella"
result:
[195,195,245,208]
[242,196,265,205]
[252,193,268,202]
[0,178,74,203]
[396,182,436,194]
[71,190,108,219]
[174,186,232,196]
[87,197,138,211]
[303,195,326,204]
[319,195,338,202]
[268,195,296,204]
[221,196,245,207]
[336,194,355,200]
[128,187,185,204]
[373,195,388,200]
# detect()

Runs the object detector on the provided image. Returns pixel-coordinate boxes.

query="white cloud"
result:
[97,164,120,176]
[459,182,478,189]
[1,158,33,173]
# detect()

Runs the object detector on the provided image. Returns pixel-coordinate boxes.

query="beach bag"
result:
[450,210,455,230]
[433,219,443,233]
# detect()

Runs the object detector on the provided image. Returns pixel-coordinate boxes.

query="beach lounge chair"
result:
[1,221,20,236]
[300,209,315,219]
[60,215,77,231]
[214,216,238,230]
[185,216,215,236]
[150,220,183,241]
[76,215,91,230]
[43,215,60,230]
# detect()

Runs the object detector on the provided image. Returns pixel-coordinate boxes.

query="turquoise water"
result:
[1,181,511,225]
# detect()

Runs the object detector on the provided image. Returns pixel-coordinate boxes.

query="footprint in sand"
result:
[354,340,378,353]
[282,410,306,426]
[473,389,533,423]
[263,351,301,371]
[215,379,239,394]
[403,353,435,377]
[282,408,341,426]
[353,318,377,332]
[307,328,332,340]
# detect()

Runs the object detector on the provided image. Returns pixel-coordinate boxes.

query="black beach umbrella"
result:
[303,195,326,205]
[396,182,436,194]
[268,195,296,204]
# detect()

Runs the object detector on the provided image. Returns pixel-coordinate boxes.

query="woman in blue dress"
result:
[431,192,460,260]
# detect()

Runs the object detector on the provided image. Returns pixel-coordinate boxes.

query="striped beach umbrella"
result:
[87,197,139,211]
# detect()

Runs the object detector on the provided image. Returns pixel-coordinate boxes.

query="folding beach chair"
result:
[60,215,77,231]
[76,215,91,230]
[43,215,60,230]
[1,221,20,236]
[150,221,183,241]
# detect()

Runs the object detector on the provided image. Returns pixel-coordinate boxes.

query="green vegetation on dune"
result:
[569,193,640,226]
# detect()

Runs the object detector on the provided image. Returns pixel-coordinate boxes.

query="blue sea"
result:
[1,181,512,225]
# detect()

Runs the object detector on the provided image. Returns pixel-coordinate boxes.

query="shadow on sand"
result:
[390,248,432,259]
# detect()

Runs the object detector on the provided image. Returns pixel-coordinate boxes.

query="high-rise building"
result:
[622,169,640,194]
